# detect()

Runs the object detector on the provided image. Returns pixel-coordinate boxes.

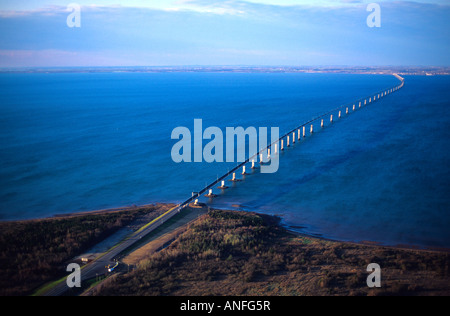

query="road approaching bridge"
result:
[43,205,185,296]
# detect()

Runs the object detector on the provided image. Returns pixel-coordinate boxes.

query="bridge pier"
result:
[303,126,306,138]
[330,114,333,123]
[218,180,228,190]
[205,189,217,198]
[321,119,324,128]
[310,124,314,134]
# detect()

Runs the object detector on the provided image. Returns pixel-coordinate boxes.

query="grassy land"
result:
[0,205,168,296]
[91,210,450,296]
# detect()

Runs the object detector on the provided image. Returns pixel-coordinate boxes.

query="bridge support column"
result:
[310,124,314,134]
[218,180,228,190]
[205,189,216,198]
[321,119,324,128]
[330,115,333,123]
[303,126,306,138]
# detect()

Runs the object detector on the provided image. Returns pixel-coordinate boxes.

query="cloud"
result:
[0,1,448,67]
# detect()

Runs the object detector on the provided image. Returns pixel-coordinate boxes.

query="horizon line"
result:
[1,65,449,69]
[1,65,449,75]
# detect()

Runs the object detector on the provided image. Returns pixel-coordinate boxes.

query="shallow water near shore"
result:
[0,73,449,249]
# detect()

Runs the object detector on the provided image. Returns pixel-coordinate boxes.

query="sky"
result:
[0,0,449,67]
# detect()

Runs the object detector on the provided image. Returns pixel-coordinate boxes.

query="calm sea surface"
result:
[0,73,449,248]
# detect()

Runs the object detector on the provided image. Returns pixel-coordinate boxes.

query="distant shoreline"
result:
[0,66,449,76]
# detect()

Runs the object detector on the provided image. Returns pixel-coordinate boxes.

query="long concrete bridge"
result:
[43,74,405,295]
[137,74,405,235]
[182,74,405,206]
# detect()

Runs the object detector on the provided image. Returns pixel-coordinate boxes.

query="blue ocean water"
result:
[0,72,449,248]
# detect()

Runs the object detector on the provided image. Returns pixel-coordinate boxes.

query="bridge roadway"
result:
[43,74,404,296]
[181,74,405,208]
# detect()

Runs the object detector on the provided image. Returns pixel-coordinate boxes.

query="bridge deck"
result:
[179,74,405,210]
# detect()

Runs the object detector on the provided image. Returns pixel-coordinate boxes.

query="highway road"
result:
[43,205,185,296]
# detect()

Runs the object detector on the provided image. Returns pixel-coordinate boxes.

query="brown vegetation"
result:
[0,205,166,296]
[92,210,450,296]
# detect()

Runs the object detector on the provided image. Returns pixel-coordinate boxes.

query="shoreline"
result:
[278,220,450,254]
[204,204,450,254]
[52,202,173,218]
[282,224,450,255]
[0,202,174,223]
[92,208,450,296]
[2,203,449,296]
[3,201,449,255]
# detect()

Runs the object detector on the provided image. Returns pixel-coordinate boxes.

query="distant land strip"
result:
[0,66,449,76]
